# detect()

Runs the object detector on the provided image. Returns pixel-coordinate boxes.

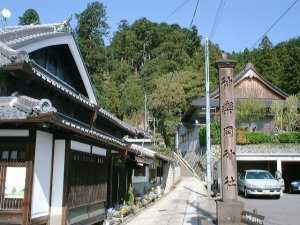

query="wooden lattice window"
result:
[0,148,26,211]
[67,150,107,209]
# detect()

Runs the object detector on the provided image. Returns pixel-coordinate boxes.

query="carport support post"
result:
[277,159,282,173]
[216,54,244,225]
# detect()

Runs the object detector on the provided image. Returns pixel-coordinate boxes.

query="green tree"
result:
[19,9,40,25]
[271,100,285,131]
[255,36,283,85]
[119,74,144,118]
[236,98,265,129]
[285,95,299,131]
[76,1,108,40]
[150,73,186,146]
[76,1,108,76]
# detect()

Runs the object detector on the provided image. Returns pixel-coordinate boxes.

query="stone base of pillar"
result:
[216,200,244,225]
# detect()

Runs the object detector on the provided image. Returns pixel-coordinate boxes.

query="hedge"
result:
[277,132,300,143]
[200,126,300,145]
[244,132,273,144]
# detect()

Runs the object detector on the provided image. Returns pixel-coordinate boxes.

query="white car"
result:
[238,170,282,199]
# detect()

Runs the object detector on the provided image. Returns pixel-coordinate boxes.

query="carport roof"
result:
[237,144,300,155]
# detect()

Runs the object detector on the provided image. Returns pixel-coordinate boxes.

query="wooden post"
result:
[61,140,70,225]
[106,149,113,208]
[216,54,244,225]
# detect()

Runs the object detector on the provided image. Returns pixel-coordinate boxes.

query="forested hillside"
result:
[71,2,300,148]
[233,36,300,95]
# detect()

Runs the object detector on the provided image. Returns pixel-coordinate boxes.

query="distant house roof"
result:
[0,22,150,139]
[183,63,292,122]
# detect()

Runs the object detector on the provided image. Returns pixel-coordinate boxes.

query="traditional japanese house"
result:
[0,22,160,225]
[127,144,166,197]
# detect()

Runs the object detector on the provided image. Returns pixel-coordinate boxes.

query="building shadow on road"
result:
[186,215,216,225]
[185,191,217,225]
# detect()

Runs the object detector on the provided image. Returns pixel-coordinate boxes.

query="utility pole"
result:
[153,117,156,145]
[144,94,147,131]
[205,38,212,198]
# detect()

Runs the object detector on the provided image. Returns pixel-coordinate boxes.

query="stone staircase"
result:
[173,151,202,179]
[181,150,204,177]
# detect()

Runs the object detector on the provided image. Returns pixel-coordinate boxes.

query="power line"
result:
[189,0,200,28]
[164,0,193,22]
[252,0,300,48]
[209,0,228,40]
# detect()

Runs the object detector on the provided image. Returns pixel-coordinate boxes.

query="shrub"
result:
[236,129,247,145]
[199,126,206,146]
[245,132,273,144]
[277,132,300,143]
[199,122,221,146]
[125,184,135,205]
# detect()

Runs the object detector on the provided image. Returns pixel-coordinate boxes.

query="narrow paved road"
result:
[239,193,300,225]
[126,177,215,225]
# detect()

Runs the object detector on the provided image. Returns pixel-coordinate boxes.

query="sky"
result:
[0,0,299,52]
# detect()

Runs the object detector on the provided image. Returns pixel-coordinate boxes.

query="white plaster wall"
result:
[71,140,90,153]
[49,140,66,225]
[31,131,53,219]
[92,146,106,156]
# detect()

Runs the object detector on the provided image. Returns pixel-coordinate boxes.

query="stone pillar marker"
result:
[216,53,244,225]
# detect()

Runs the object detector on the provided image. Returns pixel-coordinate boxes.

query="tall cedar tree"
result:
[19,9,40,25]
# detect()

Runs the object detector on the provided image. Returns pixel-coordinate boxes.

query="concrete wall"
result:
[132,166,150,196]
[162,161,181,194]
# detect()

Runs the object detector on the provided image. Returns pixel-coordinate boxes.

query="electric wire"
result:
[164,0,193,22]
[209,0,228,40]
[252,0,300,48]
[189,0,200,28]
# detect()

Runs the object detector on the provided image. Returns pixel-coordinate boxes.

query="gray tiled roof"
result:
[0,41,28,67]
[0,95,126,149]
[0,95,156,153]
[0,22,151,139]
[0,95,56,120]
[0,22,70,48]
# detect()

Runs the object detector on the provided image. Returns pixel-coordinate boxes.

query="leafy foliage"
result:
[19,9,40,25]
[73,2,300,148]
[243,132,273,144]
[271,95,299,132]
[199,122,221,146]
[233,36,300,95]
[125,184,135,205]
[277,132,300,143]
[285,95,299,131]
[236,98,265,128]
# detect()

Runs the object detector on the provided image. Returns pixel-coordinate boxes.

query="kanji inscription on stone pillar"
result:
[216,54,244,225]
[217,55,238,200]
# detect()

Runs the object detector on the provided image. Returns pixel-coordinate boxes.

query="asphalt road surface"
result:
[239,193,300,225]
[126,177,215,225]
